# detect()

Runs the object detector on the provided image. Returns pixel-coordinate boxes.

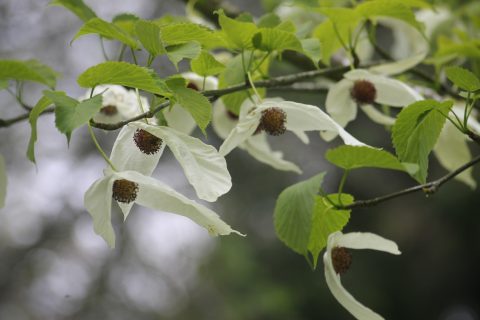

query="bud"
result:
[133,129,163,155]
[112,179,139,203]
[258,107,287,136]
[100,105,118,116]
[350,80,376,105]
[331,247,352,275]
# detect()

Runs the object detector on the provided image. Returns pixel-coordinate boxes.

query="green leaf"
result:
[167,80,212,134]
[73,18,138,48]
[356,0,424,33]
[166,41,201,69]
[445,66,480,92]
[326,145,418,175]
[392,100,453,183]
[45,91,103,139]
[0,60,58,88]
[49,0,96,22]
[190,51,226,76]
[318,7,362,49]
[27,96,53,163]
[300,38,322,66]
[159,22,224,49]
[216,9,258,50]
[307,193,353,269]
[257,13,281,28]
[252,28,302,52]
[112,13,140,36]
[135,20,164,57]
[274,173,325,255]
[77,61,170,96]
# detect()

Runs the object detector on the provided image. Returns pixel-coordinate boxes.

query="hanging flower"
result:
[213,98,302,174]
[163,72,218,134]
[322,69,423,141]
[81,85,151,125]
[84,168,241,247]
[324,231,401,320]
[219,98,367,156]
[0,154,6,208]
[110,121,232,208]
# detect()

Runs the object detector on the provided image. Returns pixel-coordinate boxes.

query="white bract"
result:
[213,99,302,174]
[322,69,422,141]
[219,98,367,156]
[110,121,232,206]
[324,231,401,320]
[84,168,241,248]
[0,154,6,208]
[163,72,218,134]
[433,105,480,189]
[81,85,150,125]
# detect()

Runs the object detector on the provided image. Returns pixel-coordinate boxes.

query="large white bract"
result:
[0,154,6,208]
[84,168,241,248]
[219,98,367,156]
[323,231,401,320]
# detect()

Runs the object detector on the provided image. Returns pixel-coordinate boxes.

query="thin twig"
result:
[336,153,480,210]
[0,109,54,128]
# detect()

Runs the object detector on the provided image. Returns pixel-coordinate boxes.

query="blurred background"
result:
[1,0,480,319]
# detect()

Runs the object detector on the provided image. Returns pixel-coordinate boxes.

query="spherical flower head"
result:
[133,129,163,155]
[331,247,352,275]
[259,107,287,136]
[99,105,119,116]
[112,179,139,203]
[350,80,377,105]
[187,81,200,91]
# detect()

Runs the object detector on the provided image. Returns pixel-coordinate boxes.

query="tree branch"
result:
[90,64,356,130]
[0,109,54,128]
[336,153,480,210]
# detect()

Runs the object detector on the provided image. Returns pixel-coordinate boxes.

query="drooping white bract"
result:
[163,72,218,134]
[322,69,423,141]
[219,98,367,156]
[433,105,480,189]
[324,231,401,320]
[0,154,6,208]
[84,168,241,248]
[110,121,232,208]
[81,85,151,125]
[213,99,302,174]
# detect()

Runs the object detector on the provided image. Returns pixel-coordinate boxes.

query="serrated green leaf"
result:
[167,80,212,133]
[445,66,480,92]
[166,41,201,69]
[112,13,140,36]
[73,17,138,48]
[135,20,164,57]
[318,7,362,49]
[252,28,302,52]
[326,145,418,175]
[356,0,424,33]
[45,91,103,139]
[0,60,58,88]
[257,13,281,28]
[307,193,353,269]
[300,38,321,66]
[27,96,53,163]
[191,51,225,76]
[77,61,170,96]
[0,154,6,208]
[159,22,224,49]
[392,100,453,183]
[49,0,96,22]
[216,9,258,50]
[274,173,326,255]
